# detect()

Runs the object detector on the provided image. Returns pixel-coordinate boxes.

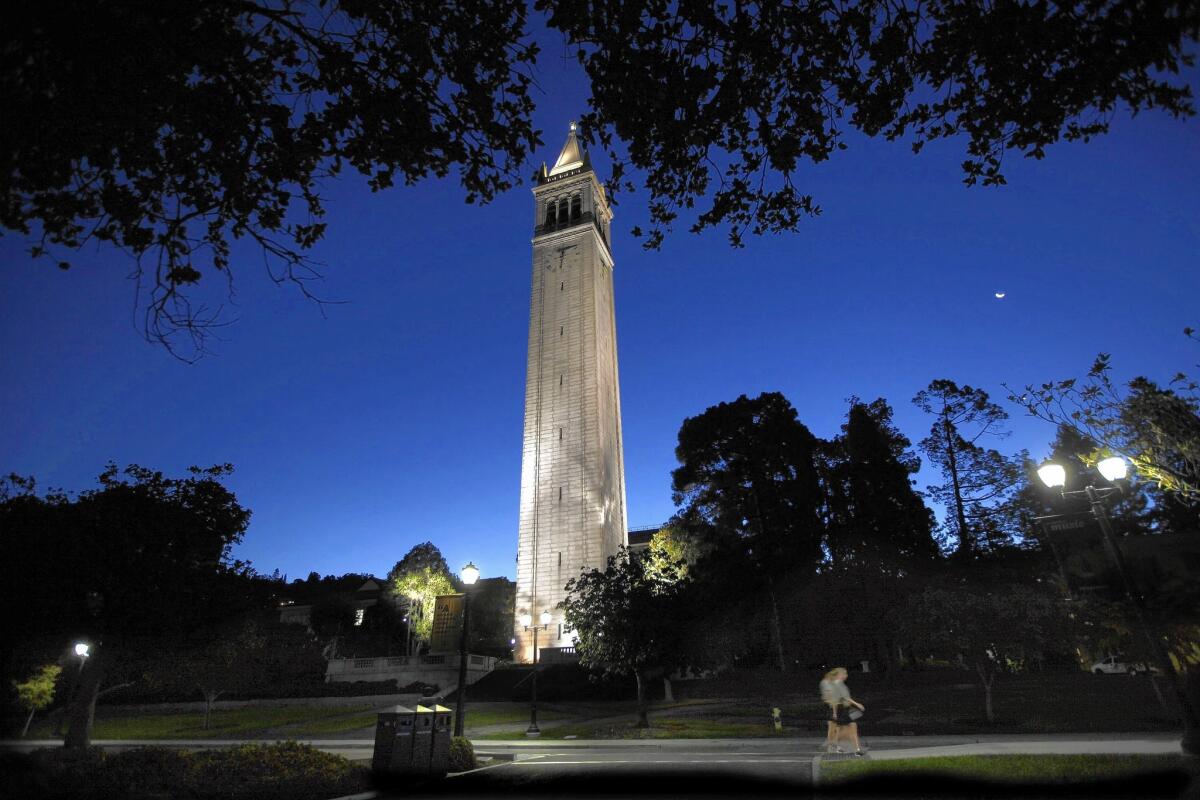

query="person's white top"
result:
[820,679,851,705]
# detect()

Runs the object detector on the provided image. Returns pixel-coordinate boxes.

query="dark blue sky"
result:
[2,27,1197,586]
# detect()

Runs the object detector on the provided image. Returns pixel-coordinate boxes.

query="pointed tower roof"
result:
[548,121,587,177]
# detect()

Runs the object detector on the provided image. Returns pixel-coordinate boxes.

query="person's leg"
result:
[845,721,861,751]
[827,714,841,751]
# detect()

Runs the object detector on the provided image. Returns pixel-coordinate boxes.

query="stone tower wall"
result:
[513,167,628,662]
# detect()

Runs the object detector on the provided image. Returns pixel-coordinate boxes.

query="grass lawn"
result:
[285,712,380,736]
[676,671,1181,735]
[277,702,574,736]
[461,703,570,729]
[482,715,786,740]
[28,706,371,740]
[821,754,1186,784]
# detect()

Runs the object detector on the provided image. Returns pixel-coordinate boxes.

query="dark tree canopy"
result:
[0,463,252,644]
[670,391,825,671]
[543,0,1199,247]
[4,2,1197,355]
[671,391,825,575]
[0,463,255,746]
[823,397,938,569]
[897,582,1069,722]
[1,0,538,358]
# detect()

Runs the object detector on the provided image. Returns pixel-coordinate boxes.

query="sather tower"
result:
[514,124,628,662]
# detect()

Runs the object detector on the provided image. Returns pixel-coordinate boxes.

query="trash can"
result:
[410,704,435,775]
[430,704,453,775]
[371,706,415,774]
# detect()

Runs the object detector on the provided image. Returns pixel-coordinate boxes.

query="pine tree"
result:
[824,398,938,571]
[913,380,1023,556]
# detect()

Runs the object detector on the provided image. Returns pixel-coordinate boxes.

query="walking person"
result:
[820,667,866,755]
[819,668,842,753]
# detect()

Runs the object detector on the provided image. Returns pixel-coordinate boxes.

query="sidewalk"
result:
[839,733,1184,762]
[2,731,1185,758]
[469,732,1186,756]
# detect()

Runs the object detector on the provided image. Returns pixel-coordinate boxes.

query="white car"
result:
[1091,656,1154,675]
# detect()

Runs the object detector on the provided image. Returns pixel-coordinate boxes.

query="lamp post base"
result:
[525,726,541,738]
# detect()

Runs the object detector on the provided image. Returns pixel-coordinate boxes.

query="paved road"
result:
[454,739,818,797]
[416,736,1189,800]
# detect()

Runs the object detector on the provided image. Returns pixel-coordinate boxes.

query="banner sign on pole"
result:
[1037,512,1120,599]
[430,594,465,654]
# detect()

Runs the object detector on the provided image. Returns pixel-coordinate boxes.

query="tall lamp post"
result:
[57,642,91,737]
[1038,456,1199,753]
[453,562,480,738]
[520,609,552,737]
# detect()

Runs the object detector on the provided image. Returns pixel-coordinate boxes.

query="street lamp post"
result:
[520,609,552,737]
[453,562,480,738]
[56,642,91,737]
[1038,456,1199,753]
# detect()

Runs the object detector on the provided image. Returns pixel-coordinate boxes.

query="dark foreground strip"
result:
[371,768,1193,799]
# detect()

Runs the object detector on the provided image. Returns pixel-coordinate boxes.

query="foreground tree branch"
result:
[2,0,539,359]
[541,0,1198,248]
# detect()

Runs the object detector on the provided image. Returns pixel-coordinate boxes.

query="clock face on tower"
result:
[546,244,577,272]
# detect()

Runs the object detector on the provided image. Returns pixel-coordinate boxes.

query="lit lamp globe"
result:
[540,610,552,626]
[1097,456,1129,482]
[519,612,532,629]
[461,562,480,586]
[74,642,90,658]
[1037,462,1067,489]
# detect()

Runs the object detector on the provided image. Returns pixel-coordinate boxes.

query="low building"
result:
[626,524,660,556]
[278,577,391,630]
[325,652,498,693]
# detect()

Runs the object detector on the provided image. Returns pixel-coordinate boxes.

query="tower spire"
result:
[549,120,586,177]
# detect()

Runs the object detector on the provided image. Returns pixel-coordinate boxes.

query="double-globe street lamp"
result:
[1037,455,1199,753]
[519,609,552,737]
[453,562,480,738]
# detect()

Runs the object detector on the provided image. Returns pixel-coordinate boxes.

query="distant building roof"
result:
[627,524,664,552]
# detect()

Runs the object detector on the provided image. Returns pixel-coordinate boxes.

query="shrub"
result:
[7,743,370,800]
[1,751,56,799]
[94,747,189,798]
[186,741,368,800]
[449,736,476,773]
[400,681,439,695]
[27,747,107,799]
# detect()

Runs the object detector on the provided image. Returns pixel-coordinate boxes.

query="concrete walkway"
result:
[3,731,1186,761]
[863,734,1184,761]
[472,732,1184,755]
